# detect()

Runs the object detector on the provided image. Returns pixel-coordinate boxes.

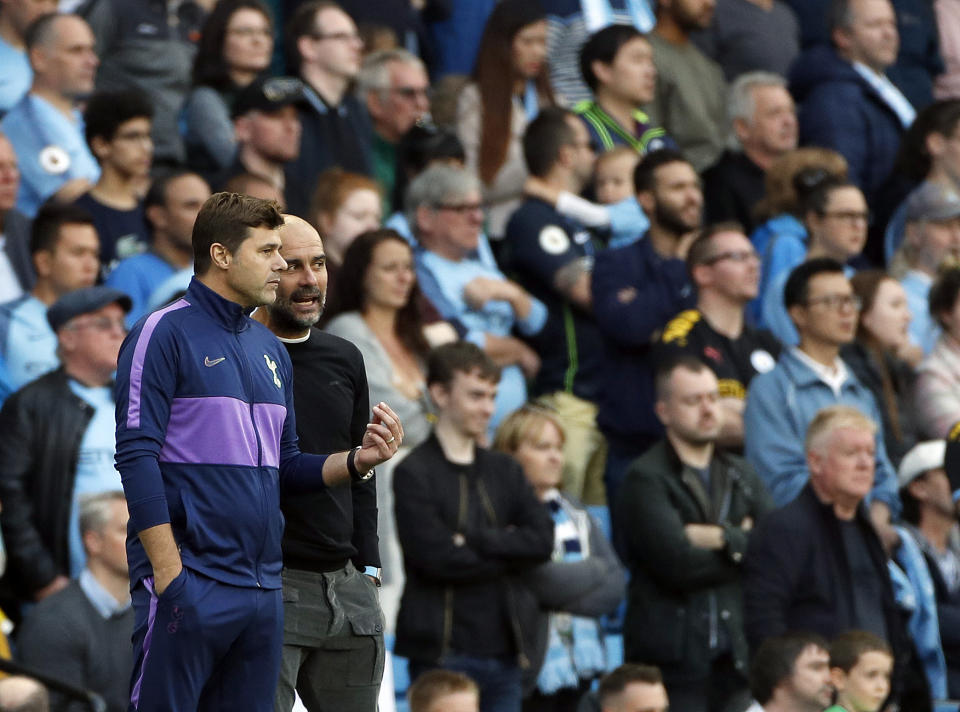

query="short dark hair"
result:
[286,0,342,72]
[426,341,500,389]
[829,630,892,673]
[29,201,96,255]
[191,192,283,274]
[24,12,60,52]
[750,632,829,706]
[686,221,747,276]
[144,169,206,211]
[634,148,689,194]
[579,24,645,93]
[84,90,154,148]
[828,0,855,34]
[597,664,664,707]
[929,265,960,330]
[654,353,711,402]
[408,670,478,712]
[799,175,856,221]
[522,107,577,178]
[783,257,846,311]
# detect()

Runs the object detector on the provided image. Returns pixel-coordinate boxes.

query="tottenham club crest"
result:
[264,354,282,389]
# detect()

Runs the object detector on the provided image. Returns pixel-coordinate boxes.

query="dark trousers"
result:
[128,567,283,711]
[410,654,523,712]
[523,678,593,712]
[660,652,751,712]
[273,563,385,712]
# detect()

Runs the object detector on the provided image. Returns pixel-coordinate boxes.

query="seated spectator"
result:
[917,267,960,438]
[703,72,798,234]
[760,178,869,345]
[409,164,546,435]
[588,664,669,712]
[892,182,960,355]
[182,0,274,175]
[747,632,832,712]
[408,670,480,712]
[493,405,625,708]
[74,90,153,271]
[357,49,430,213]
[222,171,285,206]
[745,259,901,518]
[574,25,671,158]
[691,0,800,82]
[0,0,55,113]
[394,342,554,712]
[310,168,382,311]
[16,491,133,712]
[285,1,371,216]
[0,677,48,712]
[80,0,205,165]
[898,440,960,698]
[619,356,772,712]
[457,0,554,240]
[744,405,929,710]
[0,286,129,610]
[648,0,727,171]
[105,171,210,326]
[826,631,894,712]
[0,131,33,301]
[0,203,98,406]
[656,224,781,449]
[843,271,918,467]
[325,229,435,449]
[1,13,100,217]
[789,0,913,214]
[591,149,701,503]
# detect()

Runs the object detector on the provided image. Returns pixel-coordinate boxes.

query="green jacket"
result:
[617,440,773,676]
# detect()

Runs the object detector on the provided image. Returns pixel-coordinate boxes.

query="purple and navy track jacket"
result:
[115,278,330,590]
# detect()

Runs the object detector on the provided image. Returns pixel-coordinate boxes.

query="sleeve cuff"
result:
[128,495,171,533]
[518,297,548,336]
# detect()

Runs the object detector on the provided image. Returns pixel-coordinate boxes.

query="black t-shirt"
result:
[655,309,781,400]
[279,328,379,571]
[73,192,149,274]
[839,519,889,642]
[502,198,607,402]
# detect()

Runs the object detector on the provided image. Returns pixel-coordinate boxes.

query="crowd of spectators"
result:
[5,0,960,711]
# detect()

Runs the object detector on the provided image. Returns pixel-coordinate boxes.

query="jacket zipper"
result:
[441,473,470,657]
[237,332,267,587]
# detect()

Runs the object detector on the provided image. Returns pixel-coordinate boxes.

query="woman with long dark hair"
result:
[182,0,274,174]
[456,0,555,240]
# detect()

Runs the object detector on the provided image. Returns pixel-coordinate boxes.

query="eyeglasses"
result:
[705,249,758,265]
[819,210,870,224]
[65,316,128,333]
[805,294,862,311]
[390,86,431,100]
[309,31,362,43]
[113,130,153,144]
[227,27,273,38]
[435,202,483,214]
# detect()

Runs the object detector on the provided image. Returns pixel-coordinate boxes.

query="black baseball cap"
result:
[47,286,132,332]
[232,76,307,119]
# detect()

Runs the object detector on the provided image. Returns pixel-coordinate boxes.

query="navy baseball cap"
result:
[232,76,307,119]
[47,286,132,332]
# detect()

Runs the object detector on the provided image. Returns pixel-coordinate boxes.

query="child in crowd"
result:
[826,631,894,712]
[594,146,639,205]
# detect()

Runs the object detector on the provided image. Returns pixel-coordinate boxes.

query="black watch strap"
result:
[347,446,374,482]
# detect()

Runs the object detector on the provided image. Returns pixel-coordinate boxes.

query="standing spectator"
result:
[408,670,480,712]
[0,0,57,113]
[647,0,727,171]
[251,216,384,712]
[16,491,133,712]
[394,341,554,712]
[702,72,798,234]
[843,271,918,466]
[916,267,960,438]
[789,0,913,213]
[591,149,700,504]
[0,287,129,608]
[618,356,772,712]
[0,203,98,406]
[747,632,833,712]
[357,49,431,213]
[74,90,153,272]
[574,25,671,157]
[0,132,33,301]
[744,258,901,519]
[691,0,800,82]
[743,405,927,710]
[591,664,669,712]
[1,13,99,217]
[494,405,625,709]
[106,171,211,326]
[409,164,547,435]
[183,0,275,175]
[457,0,555,241]
[285,1,372,216]
[655,224,781,449]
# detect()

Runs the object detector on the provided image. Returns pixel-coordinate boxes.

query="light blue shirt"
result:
[0,37,30,113]
[902,270,939,355]
[106,252,177,327]
[0,294,58,407]
[78,568,130,618]
[0,94,100,217]
[67,380,120,578]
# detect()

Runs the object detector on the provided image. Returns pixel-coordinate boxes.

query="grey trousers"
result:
[273,563,386,712]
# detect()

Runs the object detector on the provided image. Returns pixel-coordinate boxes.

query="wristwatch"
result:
[346,446,375,482]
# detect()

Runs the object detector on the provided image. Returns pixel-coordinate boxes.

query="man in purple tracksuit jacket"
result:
[113,192,404,712]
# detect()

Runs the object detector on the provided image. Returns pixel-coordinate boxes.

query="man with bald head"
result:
[1,12,100,217]
[253,215,384,712]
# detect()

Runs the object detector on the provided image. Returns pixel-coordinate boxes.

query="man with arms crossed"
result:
[114,193,403,711]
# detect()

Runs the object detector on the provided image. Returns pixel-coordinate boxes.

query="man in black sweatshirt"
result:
[253,214,386,712]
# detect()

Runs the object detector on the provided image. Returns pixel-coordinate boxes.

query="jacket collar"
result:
[780,347,856,390]
[185,277,253,333]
